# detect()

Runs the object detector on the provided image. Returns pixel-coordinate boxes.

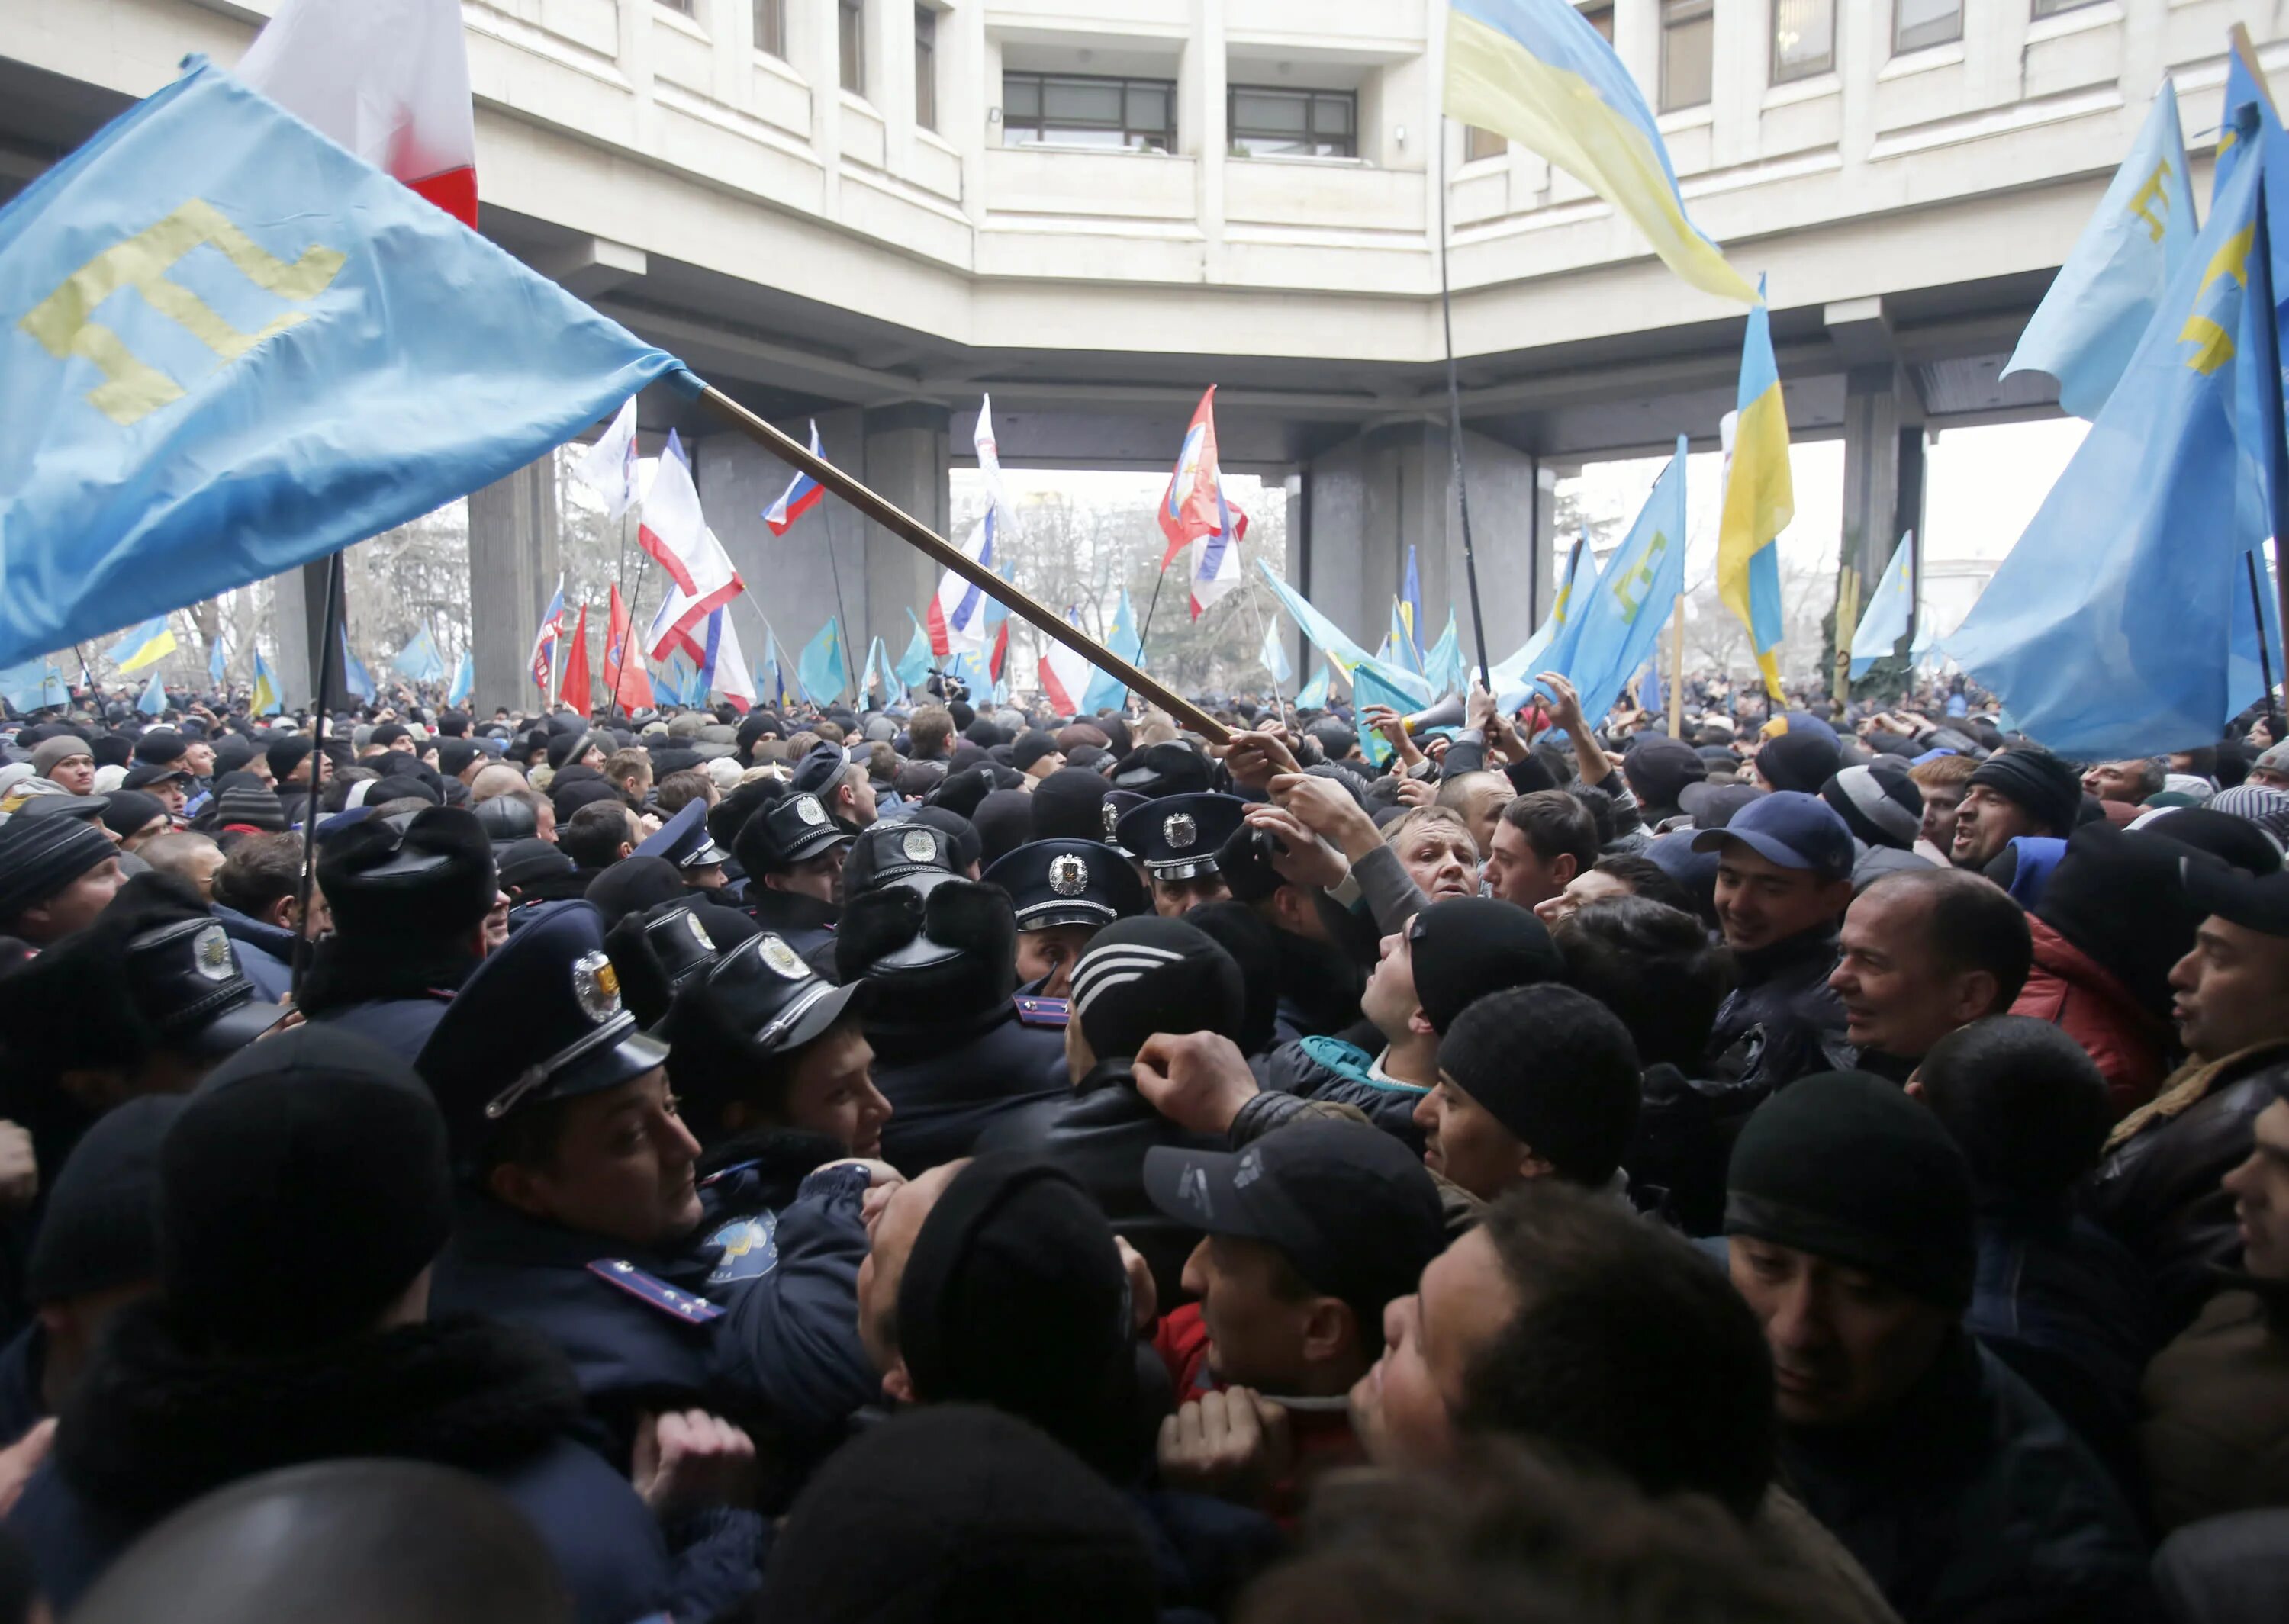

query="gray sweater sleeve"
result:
[1352,841,1434,935]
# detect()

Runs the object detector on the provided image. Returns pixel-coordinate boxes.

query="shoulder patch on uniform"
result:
[704,1211,781,1288]
[697,1158,763,1190]
[1015,994,1070,1028]
[586,1259,724,1324]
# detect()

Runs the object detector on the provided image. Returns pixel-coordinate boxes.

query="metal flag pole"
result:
[697,386,1231,741]
[1242,579,1292,735]
[292,547,346,1003]
[1437,120,1494,687]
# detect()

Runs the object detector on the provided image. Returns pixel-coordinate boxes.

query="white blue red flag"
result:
[764,420,828,535]
[928,506,995,657]
[641,431,742,658]
[528,577,565,691]
[1157,386,1248,619]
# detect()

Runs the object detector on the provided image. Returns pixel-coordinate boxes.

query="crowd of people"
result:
[0,658,2279,1623]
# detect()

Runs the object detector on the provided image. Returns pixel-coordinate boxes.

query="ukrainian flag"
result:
[1444,0,1758,305]
[250,648,282,716]
[1718,283,1792,700]
[108,613,177,674]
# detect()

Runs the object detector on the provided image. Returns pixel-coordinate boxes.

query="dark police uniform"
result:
[732,791,851,965]
[635,798,732,886]
[417,902,878,1476]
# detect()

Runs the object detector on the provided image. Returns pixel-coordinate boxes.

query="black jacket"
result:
[976,1060,1225,1305]
[6,1304,760,1624]
[2087,1044,2289,1334]
[1701,925,1850,1106]
[1779,1332,2159,1624]
[742,886,839,969]
[868,1001,1067,1176]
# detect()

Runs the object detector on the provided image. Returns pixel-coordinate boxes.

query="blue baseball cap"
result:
[1691,789,1854,881]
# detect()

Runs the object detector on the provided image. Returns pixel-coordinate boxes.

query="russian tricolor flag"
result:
[765,420,829,535]
[927,506,996,657]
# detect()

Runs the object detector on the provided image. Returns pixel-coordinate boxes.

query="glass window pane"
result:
[1662,2,1713,111]
[1895,0,1960,51]
[1466,124,1505,161]
[1234,89,1309,135]
[1579,2,1615,40]
[839,0,864,95]
[1125,85,1164,130]
[1772,0,1836,82]
[915,11,935,131]
[2032,0,2101,14]
[1004,75,1040,120]
[753,0,784,53]
[1315,94,1354,135]
[1045,79,1122,124]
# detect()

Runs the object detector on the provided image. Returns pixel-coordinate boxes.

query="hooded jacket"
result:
[2011,915,2170,1122]
[5,1304,759,1624]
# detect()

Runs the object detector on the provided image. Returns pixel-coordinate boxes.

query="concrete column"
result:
[467,455,560,716]
[860,403,951,661]
[270,561,346,711]
[1837,364,1905,591]
[1185,0,1228,277]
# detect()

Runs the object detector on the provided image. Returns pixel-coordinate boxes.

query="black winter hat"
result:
[0,802,116,925]
[1068,915,1244,1060]
[1755,729,1842,795]
[759,1405,1157,1624]
[546,730,598,772]
[969,789,1035,870]
[1621,735,1707,812]
[1027,767,1115,843]
[316,807,497,942]
[98,789,169,841]
[1438,985,1642,1187]
[1010,731,1062,773]
[160,1025,453,1352]
[1726,1069,1975,1308]
[835,878,1016,1026]
[1407,896,1569,1035]
[584,855,688,925]
[894,1158,1142,1483]
[1966,746,2082,837]
[25,1095,182,1304]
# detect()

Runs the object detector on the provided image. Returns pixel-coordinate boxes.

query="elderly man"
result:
[1827,868,2031,1080]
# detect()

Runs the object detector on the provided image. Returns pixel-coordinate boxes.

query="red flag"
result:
[604,586,652,713]
[559,603,592,714]
[989,619,1010,683]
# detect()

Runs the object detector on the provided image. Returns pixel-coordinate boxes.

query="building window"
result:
[657,0,694,12]
[839,0,864,95]
[1661,0,1714,111]
[2031,0,2103,14]
[1772,0,1836,82]
[914,7,936,130]
[1894,0,1960,52]
[1001,72,1177,151]
[1466,124,1506,162]
[1577,2,1615,40]
[753,0,783,56]
[1228,86,1357,158]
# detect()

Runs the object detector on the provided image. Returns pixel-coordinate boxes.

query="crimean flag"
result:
[1039,612,1095,716]
[559,602,593,712]
[237,0,479,227]
[1442,0,1756,304]
[1716,283,1792,701]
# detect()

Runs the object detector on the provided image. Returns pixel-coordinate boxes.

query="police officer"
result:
[298,806,498,1059]
[980,838,1148,999]
[732,792,852,963]
[1116,791,1249,917]
[635,799,734,895]
[834,865,1066,1175]
[1109,741,1212,799]
[417,902,883,1474]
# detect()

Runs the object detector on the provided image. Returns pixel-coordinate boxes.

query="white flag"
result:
[575,396,642,520]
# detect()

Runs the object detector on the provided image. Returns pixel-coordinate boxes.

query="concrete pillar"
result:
[271,561,346,711]
[861,403,951,666]
[1838,365,1906,591]
[467,455,560,716]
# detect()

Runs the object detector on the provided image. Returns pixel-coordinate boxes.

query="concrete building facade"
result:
[3,0,2282,705]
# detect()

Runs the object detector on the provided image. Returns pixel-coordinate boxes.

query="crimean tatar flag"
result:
[1716,283,1793,701]
[1441,0,1756,304]
[237,0,479,227]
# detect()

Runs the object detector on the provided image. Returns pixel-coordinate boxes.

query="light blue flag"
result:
[1260,616,1293,686]
[1850,533,1917,680]
[1948,145,2271,757]
[650,670,681,709]
[862,636,890,700]
[337,625,375,702]
[2003,82,2197,418]
[1490,538,1602,707]
[1402,545,1425,663]
[1547,439,1687,728]
[2216,34,2272,195]
[797,619,847,704]
[1637,658,1663,721]
[759,622,787,708]
[1083,587,1144,716]
[1254,562,1432,703]
[1386,600,1427,677]
[447,650,473,707]
[0,59,685,669]
[0,658,68,712]
[1296,662,1332,711]
[391,624,446,683]
[896,610,935,694]
[1424,611,1465,696]
[137,667,166,715]
[207,632,227,686]
[1354,662,1421,769]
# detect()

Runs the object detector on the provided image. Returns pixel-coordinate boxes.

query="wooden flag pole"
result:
[697,386,1231,743]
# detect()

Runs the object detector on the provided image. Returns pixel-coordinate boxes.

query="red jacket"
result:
[2011,915,2169,1121]
[1151,1304,1360,1527]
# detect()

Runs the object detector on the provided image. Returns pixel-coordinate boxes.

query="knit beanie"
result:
[1819,759,1924,851]
[759,1406,1157,1624]
[1965,747,2082,836]
[1437,985,1641,1185]
[1068,916,1244,1061]
[159,1026,453,1352]
[2209,783,2289,855]
[1725,1070,1975,1309]
[98,789,169,841]
[30,736,92,780]
[25,1095,182,1304]
[1755,730,1842,795]
[1408,896,1568,1035]
[1029,768,1116,844]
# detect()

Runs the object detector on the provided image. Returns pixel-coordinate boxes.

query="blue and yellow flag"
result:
[1491,535,1601,709]
[1402,545,1424,661]
[1553,439,1687,728]
[137,668,166,716]
[250,648,282,716]
[107,613,177,674]
[0,59,684,669]
[797,619,846,705]
[1442,0,1756,304]
[447,650,474,707]
[1718,285,1793,700]
[0,658,68,713]
[1947,139,2275,757]
[1083,587,1143,715]
[1849,533,1917,680]
[2004,82,2197,418]
[1296,662,1333,711]
[341,626,376,703]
